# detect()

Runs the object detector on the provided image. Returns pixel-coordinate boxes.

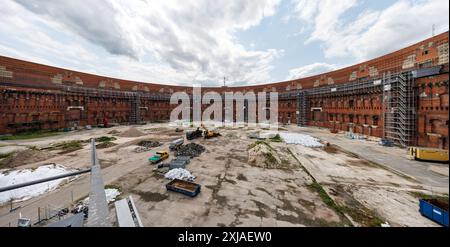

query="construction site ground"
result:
[0,123,448,227]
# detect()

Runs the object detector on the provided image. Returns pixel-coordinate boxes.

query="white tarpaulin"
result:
[278,133,324,148]
[164,168,195,181]
[0,164,75,204]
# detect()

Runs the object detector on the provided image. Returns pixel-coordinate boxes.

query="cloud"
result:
[9,0,283,86]
[291,0,449,60]
[286,62,337,80]
[14,0,138,59]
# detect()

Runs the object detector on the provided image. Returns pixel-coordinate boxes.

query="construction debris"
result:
[175,143,206,158]
[154,166,170,175]
[138,140,162,148]
[164,168,195,181]
[134,140,162,153]
[71,202,89,218]
[169,156,190,169]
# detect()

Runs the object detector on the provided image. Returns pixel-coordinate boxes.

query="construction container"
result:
[169,160,188,169]
[166,179,201,197]
[419,199,449,227]
[408,147,449,162]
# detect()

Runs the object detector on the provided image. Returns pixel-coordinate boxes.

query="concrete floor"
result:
[0,124,447,227]
[288,126,449,191]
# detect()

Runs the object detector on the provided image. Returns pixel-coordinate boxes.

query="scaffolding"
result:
[129,94,141,124]
[382,71,416,147]
[297,91,308,126]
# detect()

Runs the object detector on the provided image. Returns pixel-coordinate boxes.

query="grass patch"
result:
[264,152,277,164]
[410,191,449,201]
[0,152,14,159]
[52,141,83,154]
[269,134,283,142]
[308,182,338,210]
[95,141,117,149]
[0,130,60,140]
[338,203,385,227]
[247,140,274,150]
[96,136,117,143]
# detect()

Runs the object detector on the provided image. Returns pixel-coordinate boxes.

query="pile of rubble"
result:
[134,140,162,153]
[175,143,205,158]
[138,140,162,148]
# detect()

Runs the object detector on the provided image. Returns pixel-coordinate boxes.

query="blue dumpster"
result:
[419,199,449,227]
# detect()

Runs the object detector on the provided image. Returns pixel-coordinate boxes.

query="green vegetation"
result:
[308,182,338,210]
[247,140,275,150]
[0,130,60,140]
[95,136,117,143]
[410,191,449,201]
[264,152,277,164]
[95,141,117,149]
[0,152,14,159]
[269,134,283,142]
[287,147,384,227]
[52,141,83,154]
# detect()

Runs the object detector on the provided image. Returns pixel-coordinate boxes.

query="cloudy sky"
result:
[0,0,448,86]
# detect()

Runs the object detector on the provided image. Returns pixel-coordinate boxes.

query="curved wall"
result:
[0,32,448,148]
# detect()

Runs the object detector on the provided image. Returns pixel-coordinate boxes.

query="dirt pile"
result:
[134,140,162,153]
[247,142,283,169]
[118,127,146,137]
[175,143,205,158]
[96,142,117,149]
[138,140,162,148]
[107,130,120,135]
[0,148,55,169]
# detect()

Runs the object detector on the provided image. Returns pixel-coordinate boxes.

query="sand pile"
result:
[118,127,146,137]
[247,142,283,169]
[107,130,121,135]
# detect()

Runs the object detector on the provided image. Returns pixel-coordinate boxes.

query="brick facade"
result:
[0,32,448,148]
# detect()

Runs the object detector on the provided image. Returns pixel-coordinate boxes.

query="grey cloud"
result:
[14,0,138,59]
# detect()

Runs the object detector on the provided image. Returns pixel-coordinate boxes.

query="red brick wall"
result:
[0,32,448,148]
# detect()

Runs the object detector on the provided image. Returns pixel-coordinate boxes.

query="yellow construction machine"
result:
[407,147,448,162]
[201,124,221,139]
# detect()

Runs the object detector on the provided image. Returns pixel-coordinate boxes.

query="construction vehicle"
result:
[379,138,394,147]
[186,128,203,140]
[201,124,221,139]
[407,147,449,162]
[169,138,184,151]
[149,151,169,164]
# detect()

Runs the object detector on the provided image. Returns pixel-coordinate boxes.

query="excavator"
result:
[201,124,221,139]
